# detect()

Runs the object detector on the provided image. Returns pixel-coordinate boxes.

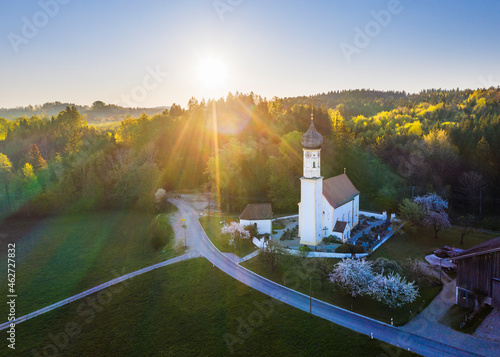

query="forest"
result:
[1,88,499,229]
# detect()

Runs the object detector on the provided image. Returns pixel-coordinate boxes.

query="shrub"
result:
[149,214,174,251]
[335,244,365,254]
[31,192,52,216]
[244,224,258,237]
[400,258,440,287]
[155,188,168,213]
[372,257,402,276]
[299,245,312,255]
[324,235,342,244]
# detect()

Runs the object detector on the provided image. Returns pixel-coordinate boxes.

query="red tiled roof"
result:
[333,221,348,233]
[323,174,359,208]
[240,203,273,220]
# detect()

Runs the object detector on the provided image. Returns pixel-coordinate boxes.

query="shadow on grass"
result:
[438,304,493,334]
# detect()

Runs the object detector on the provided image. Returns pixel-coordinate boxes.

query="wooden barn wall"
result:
[456,254,492,295]
[493,252,500,280]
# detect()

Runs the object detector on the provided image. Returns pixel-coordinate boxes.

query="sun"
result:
[197,57,228,89]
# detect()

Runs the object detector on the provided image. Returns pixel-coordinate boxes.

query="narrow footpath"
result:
[0,251,201,331]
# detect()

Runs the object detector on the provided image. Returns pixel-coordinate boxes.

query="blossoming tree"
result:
[414,193,451,239]
[221,222,251,247]
[329,258,419,308]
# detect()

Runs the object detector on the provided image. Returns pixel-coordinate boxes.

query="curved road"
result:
[173,199,497,357]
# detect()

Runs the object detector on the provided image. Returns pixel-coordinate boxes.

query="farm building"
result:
[453,237,500,310]
[239,203,273,235]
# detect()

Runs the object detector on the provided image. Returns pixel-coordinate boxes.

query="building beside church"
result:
[298,115,360,246]
[240,203,273,235]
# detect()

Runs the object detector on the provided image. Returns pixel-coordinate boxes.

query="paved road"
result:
[0,251,201,331]
[172,199,498,357]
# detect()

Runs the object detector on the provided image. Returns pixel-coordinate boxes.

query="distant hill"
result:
[0,101,169,122]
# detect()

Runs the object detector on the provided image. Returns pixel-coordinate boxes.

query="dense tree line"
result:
[1,88,499,228]
[0,100,166,122]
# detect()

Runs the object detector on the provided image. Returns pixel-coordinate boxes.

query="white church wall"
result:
[299,177,323,245]
[332,200,354,229]
[314,178,323,244]
[353,195,360,227]
[321,195,360,238]
[321,196,334,237]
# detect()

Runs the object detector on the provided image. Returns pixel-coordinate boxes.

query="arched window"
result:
[313,162,316,168]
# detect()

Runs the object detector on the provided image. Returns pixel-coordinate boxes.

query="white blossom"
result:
[154,188,167,211]
[329,258,419,307]
[221,222,251,246]
[329,259,374,298]
[414,193,451,234]
[368,273,419,308]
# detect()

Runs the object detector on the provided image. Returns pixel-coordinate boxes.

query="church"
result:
[298,115,360,246]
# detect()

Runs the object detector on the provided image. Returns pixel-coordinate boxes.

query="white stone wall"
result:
[359,210,387,220]
[240,219,272,235]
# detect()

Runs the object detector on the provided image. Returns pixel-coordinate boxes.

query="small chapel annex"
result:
[298,114,360,246]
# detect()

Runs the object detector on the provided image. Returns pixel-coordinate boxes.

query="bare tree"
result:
[458,171,487,218]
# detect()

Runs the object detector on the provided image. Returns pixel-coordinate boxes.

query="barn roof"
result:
[453,237,500,260]
[240,203,273,221]
[323,174,360,208]
[333,221,348,233]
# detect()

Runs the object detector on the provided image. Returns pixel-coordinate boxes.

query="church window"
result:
[313,162,316,168]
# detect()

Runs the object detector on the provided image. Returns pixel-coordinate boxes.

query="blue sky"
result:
[0,0,499,108]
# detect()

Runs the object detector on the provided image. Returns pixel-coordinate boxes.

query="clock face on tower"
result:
[305,152,311,158]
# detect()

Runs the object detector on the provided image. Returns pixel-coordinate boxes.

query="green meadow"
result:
[0,211,177,318]
[12,259,412,356]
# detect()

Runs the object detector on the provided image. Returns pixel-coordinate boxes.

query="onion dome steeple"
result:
[301,113,323,149]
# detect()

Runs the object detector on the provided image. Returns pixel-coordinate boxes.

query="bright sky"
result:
[0,0,499,108]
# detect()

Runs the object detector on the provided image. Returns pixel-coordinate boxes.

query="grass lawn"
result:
[13,259,413,356]
[370,227,497,262]
[241,257,440,326]
[439,304,494,334]
[199,215,257,258]
[0,211,178,318]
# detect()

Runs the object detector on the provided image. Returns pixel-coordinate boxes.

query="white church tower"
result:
[298,114,324,246]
